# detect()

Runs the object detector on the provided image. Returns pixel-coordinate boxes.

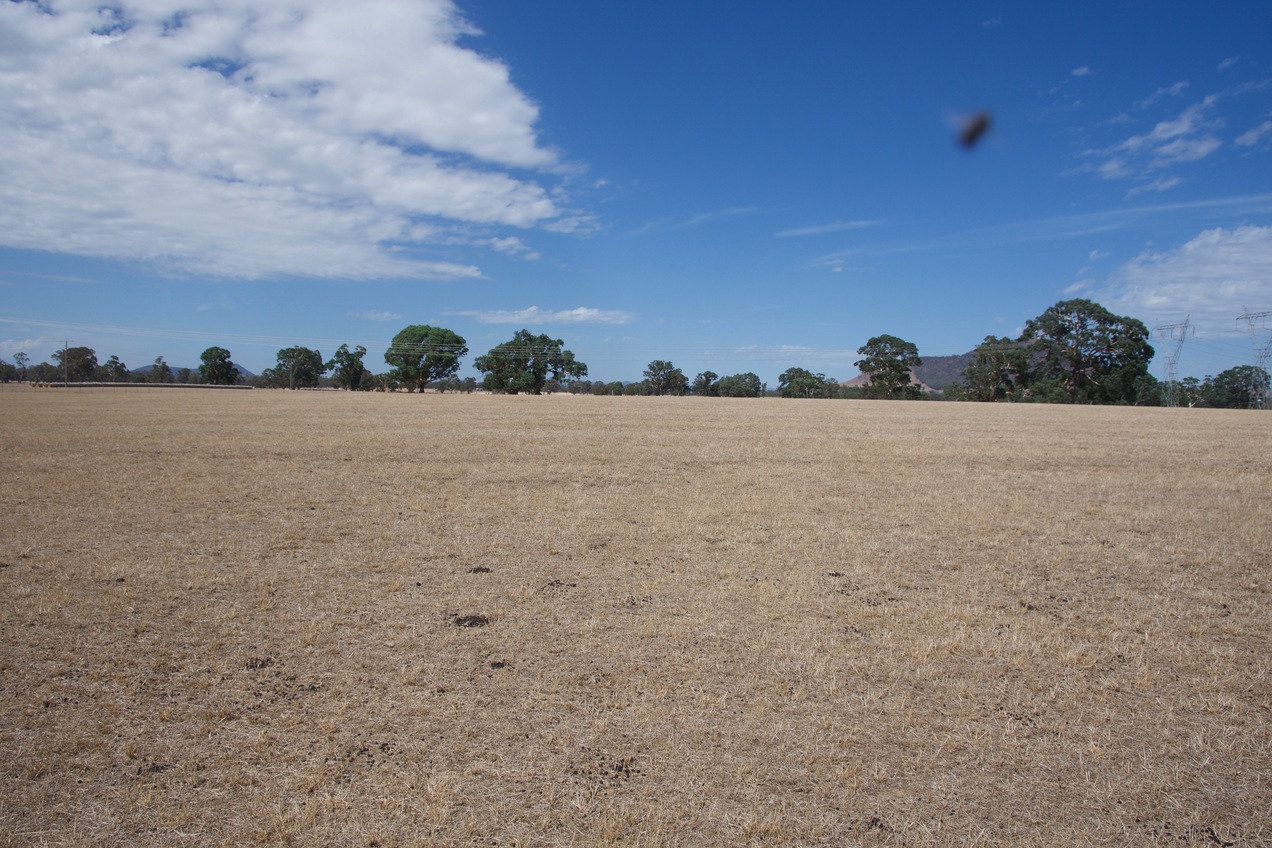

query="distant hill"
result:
[843,351,974,393]
[133,363,258,379]
[842,371,941,394]
[913,353,973,391]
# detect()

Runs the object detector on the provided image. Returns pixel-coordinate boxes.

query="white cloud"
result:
[0,337,46,359]
[350,310,402,322]
[453,306,635,325]
[484,237,541,260]
[0,0,574,280]
[1082,96,1222,183]
[775,220,881,238]
[1236,119,1272,147]
[1149,135,1221,167]
[1064,280,1093,295]
[1072,66,1093,77]
[682,207,761,228]
[1125,176,1183,198]
[1136,81,1189,109]
[1100,226,1272,335]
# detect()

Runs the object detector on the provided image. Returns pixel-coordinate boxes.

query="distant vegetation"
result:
[4,298,1268,408]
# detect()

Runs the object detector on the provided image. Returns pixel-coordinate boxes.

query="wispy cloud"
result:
[0,269,99,285]
[628,207,759,236]
[1136,81,1189,109]
[1126,176,1183,198]
[775,220,881,238]
[350,310,402,322]
[451,306,636,325]
[682,207,761,228]
[1079,96,1222,183]
[1236,119,1272,147]
[0,0,577,280]
[0,317,350,350]
[730,344,860,368]
[979,16,1003,28]
[1063,280,1093,296]
[1072,66,1094,78]
[1099,225,1272,335]
[810,194,1272,259]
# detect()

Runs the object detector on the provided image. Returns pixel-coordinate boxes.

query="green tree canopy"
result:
[1019,299,1153,404]
[385,325,467,392]
[643,360,689,395]
[275,346,327,389]
[101,355,129,381]
[691,371,719,397]
[778,367,839,398]
[199,346,237,385]
[855,335,923,399]
[474,330,587,394]
[149,356,173,384]
[958,336,1028,402]
[716,372,763,398]
[53,346,98,382]
[1204,365,1270,409]
[327,344,370,391]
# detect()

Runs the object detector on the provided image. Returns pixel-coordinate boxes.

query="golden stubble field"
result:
[1,386,1269,847]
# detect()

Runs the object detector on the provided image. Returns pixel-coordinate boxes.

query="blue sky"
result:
[2,0,1271,384]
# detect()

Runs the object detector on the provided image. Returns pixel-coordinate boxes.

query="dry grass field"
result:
[1,386,1269,847]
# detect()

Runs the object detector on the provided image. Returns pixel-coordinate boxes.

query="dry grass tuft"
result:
[1,386,1269,846]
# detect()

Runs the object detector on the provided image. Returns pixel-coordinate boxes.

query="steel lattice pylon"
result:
[1237,309,1272,410]
[1152,319,1191,407]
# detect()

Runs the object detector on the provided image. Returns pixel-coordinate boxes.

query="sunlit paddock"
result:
[1,386,1269,847]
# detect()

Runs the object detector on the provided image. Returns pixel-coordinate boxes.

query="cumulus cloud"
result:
[453,306,636,325]
[0,0,573,280]
[484,236,541,260]
[1100,226,1272,334]
[0,336,46,360]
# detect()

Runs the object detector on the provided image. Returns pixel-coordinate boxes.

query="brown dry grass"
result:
[1,385,1269,847]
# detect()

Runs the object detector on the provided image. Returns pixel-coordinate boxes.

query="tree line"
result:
[3,299,1267,407]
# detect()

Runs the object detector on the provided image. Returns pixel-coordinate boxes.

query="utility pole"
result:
[1152,319,1190,407]
[1237,308,1272,410]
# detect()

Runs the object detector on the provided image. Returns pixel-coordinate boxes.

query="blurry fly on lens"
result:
[959,111,992,149]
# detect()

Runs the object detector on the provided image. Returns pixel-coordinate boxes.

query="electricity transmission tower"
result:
[1237,308,1272,410]
[1152,318,1191,407]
